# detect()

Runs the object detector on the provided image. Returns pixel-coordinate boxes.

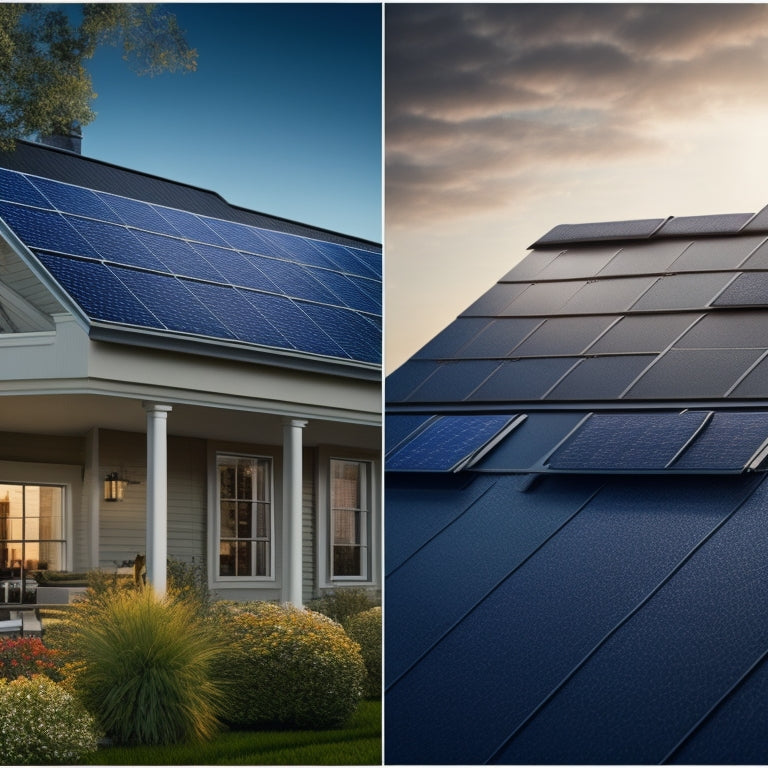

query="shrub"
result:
[49,586,225,746]
[307,588,379,625]
[214,602,366,729]
[344,606,381,699]
[0,636,61,682]
[0,676,99,764]
[167,557,212,615]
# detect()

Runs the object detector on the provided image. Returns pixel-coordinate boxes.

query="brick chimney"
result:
[38,124,82,154]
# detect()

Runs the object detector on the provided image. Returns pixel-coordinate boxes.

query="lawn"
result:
[84,699,382,765]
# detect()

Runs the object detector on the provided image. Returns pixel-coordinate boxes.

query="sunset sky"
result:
[385,3,768,373]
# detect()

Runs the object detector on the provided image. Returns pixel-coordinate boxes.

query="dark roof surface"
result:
[0,142,381,375]
[385,206,768,764]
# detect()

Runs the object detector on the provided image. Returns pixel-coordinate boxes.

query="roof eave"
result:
[89,322,382,382]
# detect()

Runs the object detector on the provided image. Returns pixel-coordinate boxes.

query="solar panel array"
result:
[387,229,768,402]
[0,168,381,365]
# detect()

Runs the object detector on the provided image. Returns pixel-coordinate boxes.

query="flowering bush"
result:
[214,602,366,729]
[0,637,61,681]
[345,606,381,698]
[0,676,99,764]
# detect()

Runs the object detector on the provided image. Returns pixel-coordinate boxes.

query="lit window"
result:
[330,459,370,580]
[0,484,66,576]
[217,455,273,578]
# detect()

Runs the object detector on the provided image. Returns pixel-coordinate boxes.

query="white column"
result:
[144,403,172,596]
[85,427,100,569]
[283,418,308,607]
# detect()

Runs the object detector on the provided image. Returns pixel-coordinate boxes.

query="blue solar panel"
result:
[35,252,160,327]
[0,202,99,258]
[309,270,381,314]
[108,266,236,339]
[131,230,224,283]
[202,217,283,256]
[237,290,348,359]
[0,169,379,364]
[183,281,292,349]
[413,318,490,359]
[64,216,166,271]
[671,412,768,471]
[96,191,184,237]
[245,254,340,305]
[385,414,435,455]
[29,175,117,221]
[386,414,517,472]
[0,169,50,208]
[152,205,229,247]
[297,303,380,363]
[547,411,709,471]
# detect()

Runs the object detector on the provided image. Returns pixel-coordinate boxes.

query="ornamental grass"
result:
[49,586,226,746]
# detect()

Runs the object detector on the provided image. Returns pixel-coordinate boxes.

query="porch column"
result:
[85,427,100,569]
[283,418,308,607]
[144,403,172,596]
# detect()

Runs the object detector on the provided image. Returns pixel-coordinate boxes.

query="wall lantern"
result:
[104,472,127,502]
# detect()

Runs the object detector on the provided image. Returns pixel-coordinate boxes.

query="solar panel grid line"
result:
[19,168,382,287]
[485,473,765,766]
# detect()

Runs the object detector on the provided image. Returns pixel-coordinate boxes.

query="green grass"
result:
[84,699,382,765]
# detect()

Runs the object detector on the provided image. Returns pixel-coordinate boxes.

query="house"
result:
[385,207,768,764]
[0,137,381,607]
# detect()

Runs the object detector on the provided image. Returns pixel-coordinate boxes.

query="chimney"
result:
[38,124,82,154]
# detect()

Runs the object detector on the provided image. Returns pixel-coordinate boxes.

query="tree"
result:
[0,4,197,150]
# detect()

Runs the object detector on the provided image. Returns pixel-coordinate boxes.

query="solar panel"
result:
[546,411,710,471]
[671,412,768,471]
[386,414,519,472]
[625,348,764,400]
[385,414,435,455]
[0,169,381,365]
[469,358,580,401]
[545,355,655,400]
[413,318,490,359]
[511,316,617,357]
[407,360,503,402]
[631,273,733,311]
[713,272,768,307]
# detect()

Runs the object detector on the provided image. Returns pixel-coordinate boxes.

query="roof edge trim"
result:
[89,323,382,381]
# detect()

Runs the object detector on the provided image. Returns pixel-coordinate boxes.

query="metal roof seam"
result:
[484,472,766,765]
[385,481,607,696]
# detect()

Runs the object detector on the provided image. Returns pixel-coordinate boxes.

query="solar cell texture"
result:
[385,414,517,472]
[0,169,381,365]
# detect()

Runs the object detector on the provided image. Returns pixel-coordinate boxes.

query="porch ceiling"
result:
[0,393,380,450]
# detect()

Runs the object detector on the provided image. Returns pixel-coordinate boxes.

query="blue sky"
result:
[76,3,381,243]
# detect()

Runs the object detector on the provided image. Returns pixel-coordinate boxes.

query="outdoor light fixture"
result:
[103,472,127,502]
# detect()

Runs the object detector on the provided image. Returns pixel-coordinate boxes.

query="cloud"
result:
[386,4,768,225]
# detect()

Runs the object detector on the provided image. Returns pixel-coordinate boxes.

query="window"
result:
[0,484,66,575]
[330,459,371,580]
[217,455,273,579]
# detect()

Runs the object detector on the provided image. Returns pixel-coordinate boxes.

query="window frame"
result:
[214,452,276,583]
[317,447,379,588]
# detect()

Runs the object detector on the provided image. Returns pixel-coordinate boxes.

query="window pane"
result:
[217,455,272,579]
[334,509,360,545]
[219,464,235,499]
[334,545,361,577]
[220,502,236,538]
[255,540,269,577]
[237,503,252,538]
[236,541,251,577]
[332,461,362,509]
